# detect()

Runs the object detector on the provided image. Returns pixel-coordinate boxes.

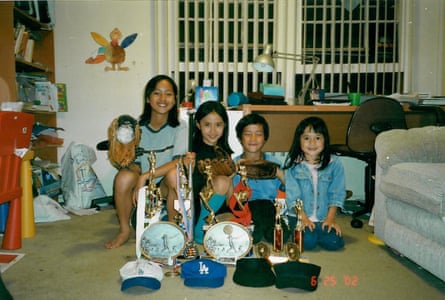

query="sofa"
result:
[373,126,445,282]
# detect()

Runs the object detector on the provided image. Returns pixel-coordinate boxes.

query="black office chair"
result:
[330,97,407,228]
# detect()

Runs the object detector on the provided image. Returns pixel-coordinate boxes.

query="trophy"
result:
[130,151,162,230]
[145,152,163,221]
[134,152,186,277]
[175,158,198,258]
[234,164,249,209]
[273,201,283,252]
[294,199,304,253]
[229,164,252,226]
[199,163,218,226]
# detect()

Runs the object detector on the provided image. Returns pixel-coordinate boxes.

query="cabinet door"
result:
[0,2,16,102]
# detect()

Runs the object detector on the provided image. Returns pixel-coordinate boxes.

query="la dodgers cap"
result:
[120,259,163,291]
[273,261,321,291]
[181,259,227,288]
[233,258,275,287]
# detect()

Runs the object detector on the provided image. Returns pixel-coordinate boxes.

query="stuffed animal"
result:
[107,115,140,169]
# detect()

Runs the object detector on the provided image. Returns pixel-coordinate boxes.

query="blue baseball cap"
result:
[120,259,163,291]
[181,259,227,288]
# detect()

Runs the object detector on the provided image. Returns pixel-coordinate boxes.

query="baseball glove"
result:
[197,147,236,177]
[240,160,280,179]
[108,115,141,169]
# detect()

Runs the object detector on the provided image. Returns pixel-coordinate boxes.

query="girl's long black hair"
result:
[139,74,180,127]
[283,116,331,170]
[192,101,233,155]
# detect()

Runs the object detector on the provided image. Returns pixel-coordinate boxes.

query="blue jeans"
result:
[288,216,344,251]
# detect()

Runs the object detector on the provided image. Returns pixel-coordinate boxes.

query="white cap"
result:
[120,259,163,291]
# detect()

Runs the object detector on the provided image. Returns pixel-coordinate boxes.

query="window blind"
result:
[163,0,408,105]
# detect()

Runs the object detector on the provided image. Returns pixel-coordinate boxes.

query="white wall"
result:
[411,0,445,96]
[55,1,157,194]
[54,0,443,196]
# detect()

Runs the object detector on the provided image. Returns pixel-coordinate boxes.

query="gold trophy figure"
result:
[199,164,218,225]
[145,152,162,221]
[234,165,249,210]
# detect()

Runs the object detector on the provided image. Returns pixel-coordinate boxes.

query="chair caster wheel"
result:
[351,218,363,228]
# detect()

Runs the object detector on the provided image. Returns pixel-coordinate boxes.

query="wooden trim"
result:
[235,104,444,152]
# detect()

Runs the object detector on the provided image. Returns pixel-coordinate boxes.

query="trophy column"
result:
[273,202,283,252]
[294,199,304,253]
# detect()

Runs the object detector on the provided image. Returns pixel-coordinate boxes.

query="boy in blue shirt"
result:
[233,113,289,244]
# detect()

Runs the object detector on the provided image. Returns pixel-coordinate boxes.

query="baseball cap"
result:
[273,261,321,291]
[181,259,227,288]
[120,259,163,291]
[233,258,275,287]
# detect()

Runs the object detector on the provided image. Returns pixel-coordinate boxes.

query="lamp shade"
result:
[253,44,275,72]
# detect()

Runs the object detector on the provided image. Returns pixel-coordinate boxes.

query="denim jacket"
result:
[285,155,346,221]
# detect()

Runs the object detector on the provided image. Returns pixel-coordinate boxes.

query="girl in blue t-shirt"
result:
[105,75,192,249]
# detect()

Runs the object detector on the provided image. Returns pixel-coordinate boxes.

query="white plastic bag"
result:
[61,142,106,209]
[34,195,70,223]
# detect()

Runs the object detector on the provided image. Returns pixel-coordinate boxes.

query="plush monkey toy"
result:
[107,114,141,169]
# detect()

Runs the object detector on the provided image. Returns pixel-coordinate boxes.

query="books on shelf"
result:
[16,73,48,105]
[56,83,68,112]
[14,23,26,55]
[14,24,36,63]
[19,80,66,112]
[419,98,445,106]
[23,39,35,62]
[18,30,29,57]
[34,81,58,112]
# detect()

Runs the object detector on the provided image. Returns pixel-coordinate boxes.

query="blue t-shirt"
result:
[136,120,188,183]
[233,153,283,202]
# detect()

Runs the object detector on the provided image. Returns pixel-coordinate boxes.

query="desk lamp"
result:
[253,44,319,102]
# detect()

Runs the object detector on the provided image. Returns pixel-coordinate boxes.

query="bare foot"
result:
[105,231,130,249]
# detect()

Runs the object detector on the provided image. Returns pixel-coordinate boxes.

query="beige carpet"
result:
[2,206,444,300]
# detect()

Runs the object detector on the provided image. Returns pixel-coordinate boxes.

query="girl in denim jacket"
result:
[284,117,346,251]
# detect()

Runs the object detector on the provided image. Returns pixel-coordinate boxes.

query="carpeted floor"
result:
[1,204,444,300]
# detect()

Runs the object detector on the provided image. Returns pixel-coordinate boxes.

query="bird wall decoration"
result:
[85,28,137,71]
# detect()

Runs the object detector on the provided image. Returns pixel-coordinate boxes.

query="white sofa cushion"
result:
[376,126,445,171]
[380,162,445,219]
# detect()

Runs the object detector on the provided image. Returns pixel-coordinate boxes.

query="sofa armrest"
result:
[375,126,445,172]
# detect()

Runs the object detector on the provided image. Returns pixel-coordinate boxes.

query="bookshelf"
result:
[0,1,58,163]
[13,4,55,81]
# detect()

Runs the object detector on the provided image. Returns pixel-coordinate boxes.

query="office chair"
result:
[330,97,407,228]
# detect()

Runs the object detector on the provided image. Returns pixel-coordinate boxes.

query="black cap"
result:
[273,261,321,291]
[118,114,137,127]
[233,258,275,287]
